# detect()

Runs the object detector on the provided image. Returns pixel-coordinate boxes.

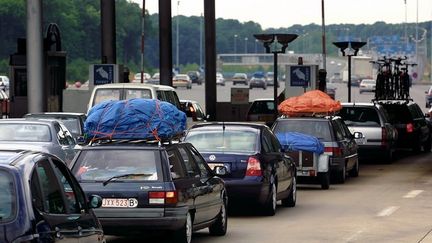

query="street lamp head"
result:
[350,41,367,55]
[254,33,298,53]
[333,41,366,56]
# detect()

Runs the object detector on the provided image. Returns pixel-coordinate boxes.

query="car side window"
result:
[269,130,282,152]
[261,132,273,153]
[51,159,86,214]
[178,146,200,178]
[167,149,187,180]
[0,170,16,222]
[332,120,345,141]
[189,145,210,178]
[31,160,67,214]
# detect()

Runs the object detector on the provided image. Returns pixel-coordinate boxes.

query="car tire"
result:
[413,140,422,153]
[173,212,193,243]
[233,82,236,85]
[335,164,346,184]
[383,149,394,163]
[281,176,296,207]
[349,159,359,177]
[319,171,330,190]
[423,135,432,152]
[209,195,228,236]
[263,86,267,90]
[263,178,277,216]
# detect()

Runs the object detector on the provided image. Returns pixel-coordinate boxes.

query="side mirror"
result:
[88,195,103,209]
[213,166,227,176]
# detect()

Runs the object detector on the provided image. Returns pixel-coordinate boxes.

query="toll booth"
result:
[8,23,66,118]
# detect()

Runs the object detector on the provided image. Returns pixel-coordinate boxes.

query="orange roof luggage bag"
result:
[278,90,342,116]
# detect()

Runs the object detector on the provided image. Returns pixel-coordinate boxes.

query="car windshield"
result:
[0,124,51,142]
[186,129,258,153]
[339,107,381,127]
[273,119,332,141]
[0,170,16,222]
[72,150,160,182]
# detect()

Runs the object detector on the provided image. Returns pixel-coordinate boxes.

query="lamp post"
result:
[244,37,248,53]
[254,34,298,119]
[175,0,180,69]
[255,39,258,53]
[234,34,238,54]
[333,41,366,102]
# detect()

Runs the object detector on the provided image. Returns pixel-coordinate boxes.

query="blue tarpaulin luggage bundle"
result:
[85,98,187,141]
[275,131,324,154]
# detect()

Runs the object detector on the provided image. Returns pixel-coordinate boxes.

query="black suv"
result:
[70,140,227,243]
[377,100,431,152]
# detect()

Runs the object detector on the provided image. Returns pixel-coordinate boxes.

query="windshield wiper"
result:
[102,173,154,186]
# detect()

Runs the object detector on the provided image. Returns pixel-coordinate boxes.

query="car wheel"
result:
[263,178,277,216]
[413,140,422,153]
[349,159,359,177]
[335,164,346,184]
[383,149,394,163]
[318,171,330,190]
[209,194,228,236]
[173,212,193,243]
[423,135,432,152]
[281,176,296,207]
[233,82,236,85]
[263,86,267,90]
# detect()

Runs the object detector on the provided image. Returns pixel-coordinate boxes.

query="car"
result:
[0,119,78,165]
[187,71,202,85]
[339,103,398,162]
[173,74,192,89]
[359,79,376,94]
[326,83,337,99]
[246,98,276,126]
[265,72,279,87]
[350,75,362,87]
[87,83,181,112]
[70,139,228,242]
[180,99,207,123]
[425,86,432,108]
[377,100,431,152]
[0,75,10,90]
[24,112,87,141]
[0,89,9,118]
[147,72,160,85]
[0,149,104,243]
[184,122,297,216]
[216,72,225,86]
[272,116,361,183]
[232,73,248,85]
[249,76,267,89]
[132,72,151,83]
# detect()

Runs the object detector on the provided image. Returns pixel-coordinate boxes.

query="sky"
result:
[133,0,432,29]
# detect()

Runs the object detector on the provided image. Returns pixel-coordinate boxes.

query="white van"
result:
[87,83,181,113]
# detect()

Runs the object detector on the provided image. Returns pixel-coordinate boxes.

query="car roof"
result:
[0,149,40,167]
[180,99,198,103]
[341,102,377,107]
[252,98,274,102]
[25,112,86,117]
[0,118,58,125]
[81,140,189,150]
[190,122,266,131]
[92,83,175,91]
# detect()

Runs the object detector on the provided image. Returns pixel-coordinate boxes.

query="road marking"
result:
[346,229,364,242]
[403,190,423,198]
[377,206,399,217]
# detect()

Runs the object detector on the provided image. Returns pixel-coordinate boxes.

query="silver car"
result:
[0,119,78,165]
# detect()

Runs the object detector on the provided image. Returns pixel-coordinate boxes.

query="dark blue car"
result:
[0,149,104,243]
[184,122,297,216]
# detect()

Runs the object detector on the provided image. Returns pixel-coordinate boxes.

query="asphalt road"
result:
[107,150,432,243]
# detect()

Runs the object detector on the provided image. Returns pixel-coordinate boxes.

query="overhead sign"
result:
[231,87,249,105]
[290,65,311,87]
[93,64,115,85]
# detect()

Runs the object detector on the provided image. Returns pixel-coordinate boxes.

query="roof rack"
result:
[88,132,185,147]
[372,98,413,104]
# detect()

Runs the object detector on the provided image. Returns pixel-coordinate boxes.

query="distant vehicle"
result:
[377,100,431,152]
[132,72,151,83]
[339,103,398,162]
[232,73,248,85]
[350,75,362,87]
[173,74,193,89]
[0,75,9,90]
[246,98,275,125]
[147,72,160,85]
[71,139,228,241]
[187,71,202,85]
[0,89,9,118]
[24,112,87,141]
[0,119,78,165]
[87,83,181,112]
[265,72,279,87]
[0,149,104,243]
[180,99,207,122]
[326,83,337,99]
[185,122,297,216]
[359,79,376,94]
[216,72,225,86]
[425,86,432,108]
[249,72,267,89]
[272,116,361,183]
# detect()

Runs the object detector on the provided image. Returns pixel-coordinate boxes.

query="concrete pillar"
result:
[159,0,173,86]
[101,0,116,64]
[204,0,216,121]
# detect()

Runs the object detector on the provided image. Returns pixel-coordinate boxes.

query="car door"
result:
[269,130,294,192]
[337,119,358,170]
[177,144,212,225]
[49,158,104,243]
[30,158,80,243]
[188,144,222,221]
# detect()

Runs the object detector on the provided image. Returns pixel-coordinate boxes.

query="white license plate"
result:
[102,198,138,208]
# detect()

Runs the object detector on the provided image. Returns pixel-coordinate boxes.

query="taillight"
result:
[406,123,414,133]
[381,128,387,146]
[246,156,262,176]
[149,191,178,204]
[324,147,342,156]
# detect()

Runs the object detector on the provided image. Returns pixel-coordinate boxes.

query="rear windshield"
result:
[249,101,275,115]
[0,170,16,222]
[124,89,152,100]
[0,124,51,142]
[273,119,332,142]
[380,104,412,123]
[94,89,121,106]
[186,130,258,154]
[72,149,161,182]
[339,107,381,127]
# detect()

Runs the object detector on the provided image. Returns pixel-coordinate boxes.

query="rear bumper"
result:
[224,179,268,205]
